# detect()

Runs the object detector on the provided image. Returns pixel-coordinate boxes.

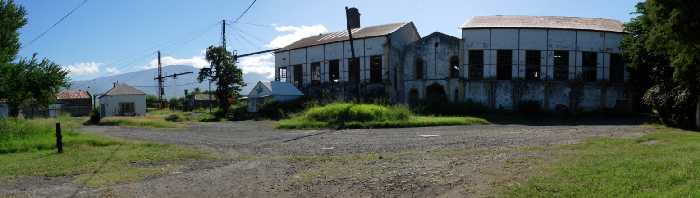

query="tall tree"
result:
[622,0,700,129]
[197,46,245,117]
[0,0,26,64]
[0,0,70,117]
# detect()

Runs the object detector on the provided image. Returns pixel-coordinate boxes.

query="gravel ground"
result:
[1,117,651,197]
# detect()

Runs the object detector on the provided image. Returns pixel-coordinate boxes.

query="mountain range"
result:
[69,65,270,98]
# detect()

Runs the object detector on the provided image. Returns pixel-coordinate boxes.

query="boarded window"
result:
[553,51,569,81]
[329,60,340,83]
[278,67,287,82]
[497,50,512,80]
[293,64,302,87]
[449,56,459,78]
[610,53,624,82]
[582,52,597,82]
[119,102,135,115]
[311,62,321,85]
[468,50,483,80]
[415,58,424,80]
[525,50,541,80]
[370,55,382,83]
[348,58,360,82]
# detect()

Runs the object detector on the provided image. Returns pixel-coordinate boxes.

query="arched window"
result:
[415,58,424,80]
[449,56,459,78]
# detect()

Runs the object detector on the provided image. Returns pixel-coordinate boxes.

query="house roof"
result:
[461,16,624,33]
[278,22,412,51]
[101,84,146,97]
[249,81,303,98]
[57,90,91,100]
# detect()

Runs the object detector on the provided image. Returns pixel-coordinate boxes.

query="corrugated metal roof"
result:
[57,90,91,100]
[278,22,411,51]
[102,84,146,96]
[461,16,624,33]
[253,81,303,97]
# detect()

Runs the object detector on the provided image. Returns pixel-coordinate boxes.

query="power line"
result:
[232,0,258,23]
[25,0,89,48]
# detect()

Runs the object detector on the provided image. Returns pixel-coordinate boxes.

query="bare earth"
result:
[1,118,650,198]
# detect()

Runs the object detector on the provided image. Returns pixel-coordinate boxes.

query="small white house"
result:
[99,84,147,117]
[247,81,303,112]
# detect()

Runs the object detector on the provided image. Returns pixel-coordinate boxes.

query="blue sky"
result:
[15,0,641,81]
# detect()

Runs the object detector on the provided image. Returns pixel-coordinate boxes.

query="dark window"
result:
[119,102,135,115]
[610,53,624,82]
[497,50,512,80]
[293,64,302,87]
[278,67,287,82]
[525,50,541,80]
[449,56,459,78]
[329,60,340,83]
[370,55,382,83]
[311,62,321,85]
[582,52,597,82]
[415,58,424,80]
[553,51,569,81]
[348,58,360,82]
[468,50,483,80]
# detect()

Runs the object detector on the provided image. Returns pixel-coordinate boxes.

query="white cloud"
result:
[66,62,101,76]
[146,55,209,69]
[105,67,120,75]
[266,24,328,49]
[238,54,275,79]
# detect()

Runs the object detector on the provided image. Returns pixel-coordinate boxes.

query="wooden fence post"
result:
[56,122,63,153]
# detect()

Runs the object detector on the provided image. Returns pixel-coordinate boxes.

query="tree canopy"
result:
[622,0,700,129]
[197,46,245,117]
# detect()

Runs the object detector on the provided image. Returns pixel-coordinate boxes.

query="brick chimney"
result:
[346,7,361,29]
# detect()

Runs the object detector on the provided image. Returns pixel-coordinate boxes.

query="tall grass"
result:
[0,116,116,154]
[278,103,487,129]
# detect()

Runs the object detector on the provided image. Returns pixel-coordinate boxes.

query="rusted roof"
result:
[279,22,412,51]
[57,90,91,100]
[461,16,624,33]
[102,84,146,97]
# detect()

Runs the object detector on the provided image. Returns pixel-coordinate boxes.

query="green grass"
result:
[0,117,208,187]
[277,103,488,129]
[98,109,220,128]
[505,127,700,197]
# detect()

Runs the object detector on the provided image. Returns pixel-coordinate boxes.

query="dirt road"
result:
[2,118,650,197]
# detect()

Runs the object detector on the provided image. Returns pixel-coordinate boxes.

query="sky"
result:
[15,0,642,82]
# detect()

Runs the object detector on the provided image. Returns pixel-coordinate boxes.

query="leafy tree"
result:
[0,0,70,117]
[0,0,27,64]
[622,0,700,129]
[197,46,245,117]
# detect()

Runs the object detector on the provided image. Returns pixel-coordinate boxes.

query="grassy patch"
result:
[0,117,208,187]
[505,128,700,197]
[277,103,487,129]
[98,109,220,129]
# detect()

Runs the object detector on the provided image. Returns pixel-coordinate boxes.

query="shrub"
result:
[88,107,101,124]
[302,103,411,124]
[164,114,182,122]
[518,100,542,114]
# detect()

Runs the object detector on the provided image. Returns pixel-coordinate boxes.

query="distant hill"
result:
[70,65,270,98]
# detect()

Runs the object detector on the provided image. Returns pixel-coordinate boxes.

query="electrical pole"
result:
[222,19,227,50]
[156,51,164,108]
[345,7,359,97]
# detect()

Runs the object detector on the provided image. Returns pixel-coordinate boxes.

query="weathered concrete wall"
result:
[99,95,146,117]
[402,32,461,103]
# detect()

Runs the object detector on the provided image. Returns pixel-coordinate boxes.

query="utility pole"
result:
[156,51,164,108]
[345,7,359,97]
[222,19,227,50]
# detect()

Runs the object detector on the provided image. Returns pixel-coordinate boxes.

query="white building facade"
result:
[99,84,147,117]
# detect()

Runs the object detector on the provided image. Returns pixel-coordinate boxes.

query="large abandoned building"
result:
[274,13,630,112]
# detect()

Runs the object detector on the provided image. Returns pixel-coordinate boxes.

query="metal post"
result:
[55,123,63,153]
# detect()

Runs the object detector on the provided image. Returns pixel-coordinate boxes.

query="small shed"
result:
[188,93,216,109]
[247,81,303,112]
[99,84,147,117]
[56,90,92,116]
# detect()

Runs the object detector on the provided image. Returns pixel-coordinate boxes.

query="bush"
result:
[518,100,542,114]
[164,114,182,122]
[303,103,411,123]
[88,107,101,124]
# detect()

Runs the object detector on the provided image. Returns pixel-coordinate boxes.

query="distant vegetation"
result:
[0,116,206,187]
[278,103,488,129]
[96,109,219,128]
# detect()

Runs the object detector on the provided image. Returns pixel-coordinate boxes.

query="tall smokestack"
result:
[346,7,360,29]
